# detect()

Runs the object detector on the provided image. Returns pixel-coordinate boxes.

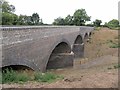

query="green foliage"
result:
[108,64,120,70]
[114,64,120,69]
[53,17,65,25]
[53,9,90,26]
[2,68,17,83]
[64,15,73,25]
[2,68,63,84]
[2,68,30,84]
[2,0,43,25]
[34,72,62,83]
[94,27,101,31]
[109,43,120,48]
[106,40,120,48]
[17,15,33,25]
[2,12,18,25]
[31,13,43,25]
[93,19,102,27]
[86,23,94,27]
[2,1,15,13]
[73,9,90,26]
[105,19,120,30]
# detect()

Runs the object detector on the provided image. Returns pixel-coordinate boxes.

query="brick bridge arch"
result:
[1,26,94,72]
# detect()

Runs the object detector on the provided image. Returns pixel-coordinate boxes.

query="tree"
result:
[64,15,73,25]
[1,0,44,25]
[73,9,90,26]
[2,0,17,25]
[53,17,65,25]
[93,19,102,27]
[2,1,15,13]
[107,19,119,27]
[31,13,40,25]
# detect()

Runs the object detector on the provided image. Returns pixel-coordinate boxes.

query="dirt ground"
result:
[1,28,119,88]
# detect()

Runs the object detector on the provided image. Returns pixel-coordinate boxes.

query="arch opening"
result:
[46,42,74,70]
[84,33,89,42]
[73,35,84,58]
[2,65,33,71]
[89,32,92,37]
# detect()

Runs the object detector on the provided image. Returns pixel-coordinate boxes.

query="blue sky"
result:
[7,0,119,24]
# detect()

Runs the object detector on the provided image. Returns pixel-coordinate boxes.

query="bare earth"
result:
[1,28,119,88]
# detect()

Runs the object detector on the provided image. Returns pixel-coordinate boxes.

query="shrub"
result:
[105,19,120,30]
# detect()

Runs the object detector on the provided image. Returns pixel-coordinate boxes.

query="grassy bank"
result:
[1,68,63,84]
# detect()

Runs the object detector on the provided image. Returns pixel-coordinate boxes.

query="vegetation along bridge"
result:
[1,26,94,72]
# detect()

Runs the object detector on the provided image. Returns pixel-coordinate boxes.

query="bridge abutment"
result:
[73,44,84,58]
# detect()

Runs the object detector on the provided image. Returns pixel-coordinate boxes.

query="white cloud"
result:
[7,0,119,24]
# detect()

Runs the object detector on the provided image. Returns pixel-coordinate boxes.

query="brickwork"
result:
[1,26,94,72]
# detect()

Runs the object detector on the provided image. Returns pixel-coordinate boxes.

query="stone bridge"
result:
[1,26,94,72]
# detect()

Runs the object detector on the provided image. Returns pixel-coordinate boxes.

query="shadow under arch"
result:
[84,33,89,42]
[73,35,84,58]
[46,42,74,70]
[2,65,33,71]
[2,59,39,71]
[89,32,92,37]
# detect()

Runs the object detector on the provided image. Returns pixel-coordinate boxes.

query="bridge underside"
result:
[46,42,74,69]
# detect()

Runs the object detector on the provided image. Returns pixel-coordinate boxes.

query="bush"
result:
[105,19,120,30]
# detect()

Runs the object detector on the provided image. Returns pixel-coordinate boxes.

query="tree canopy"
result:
[73,9,90,26]
[53,9,90,26]
[93,19,102,27]
[1,0,43,25]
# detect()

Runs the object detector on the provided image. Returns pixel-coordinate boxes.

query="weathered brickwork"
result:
[1,26,94,72]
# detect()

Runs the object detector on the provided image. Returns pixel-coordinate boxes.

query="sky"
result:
[7,0,119,24]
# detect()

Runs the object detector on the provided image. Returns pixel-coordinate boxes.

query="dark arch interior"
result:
[89,32,92,37]
[2,65,33,71]
[74,35,83,44]
[46,42,72,70]
[84,33,89,40]
[73,35,84,58]
[51,42,71,53]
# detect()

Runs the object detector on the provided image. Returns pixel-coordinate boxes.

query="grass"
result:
[2,68,30,84]
[108,64,120,70]
[113,64,120,69]
[108,26,120,30]
[1,68,63,84]
[109,43,120,48]
[106,40,120,48]
[34,72,63,83]
[95,27,101,31]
